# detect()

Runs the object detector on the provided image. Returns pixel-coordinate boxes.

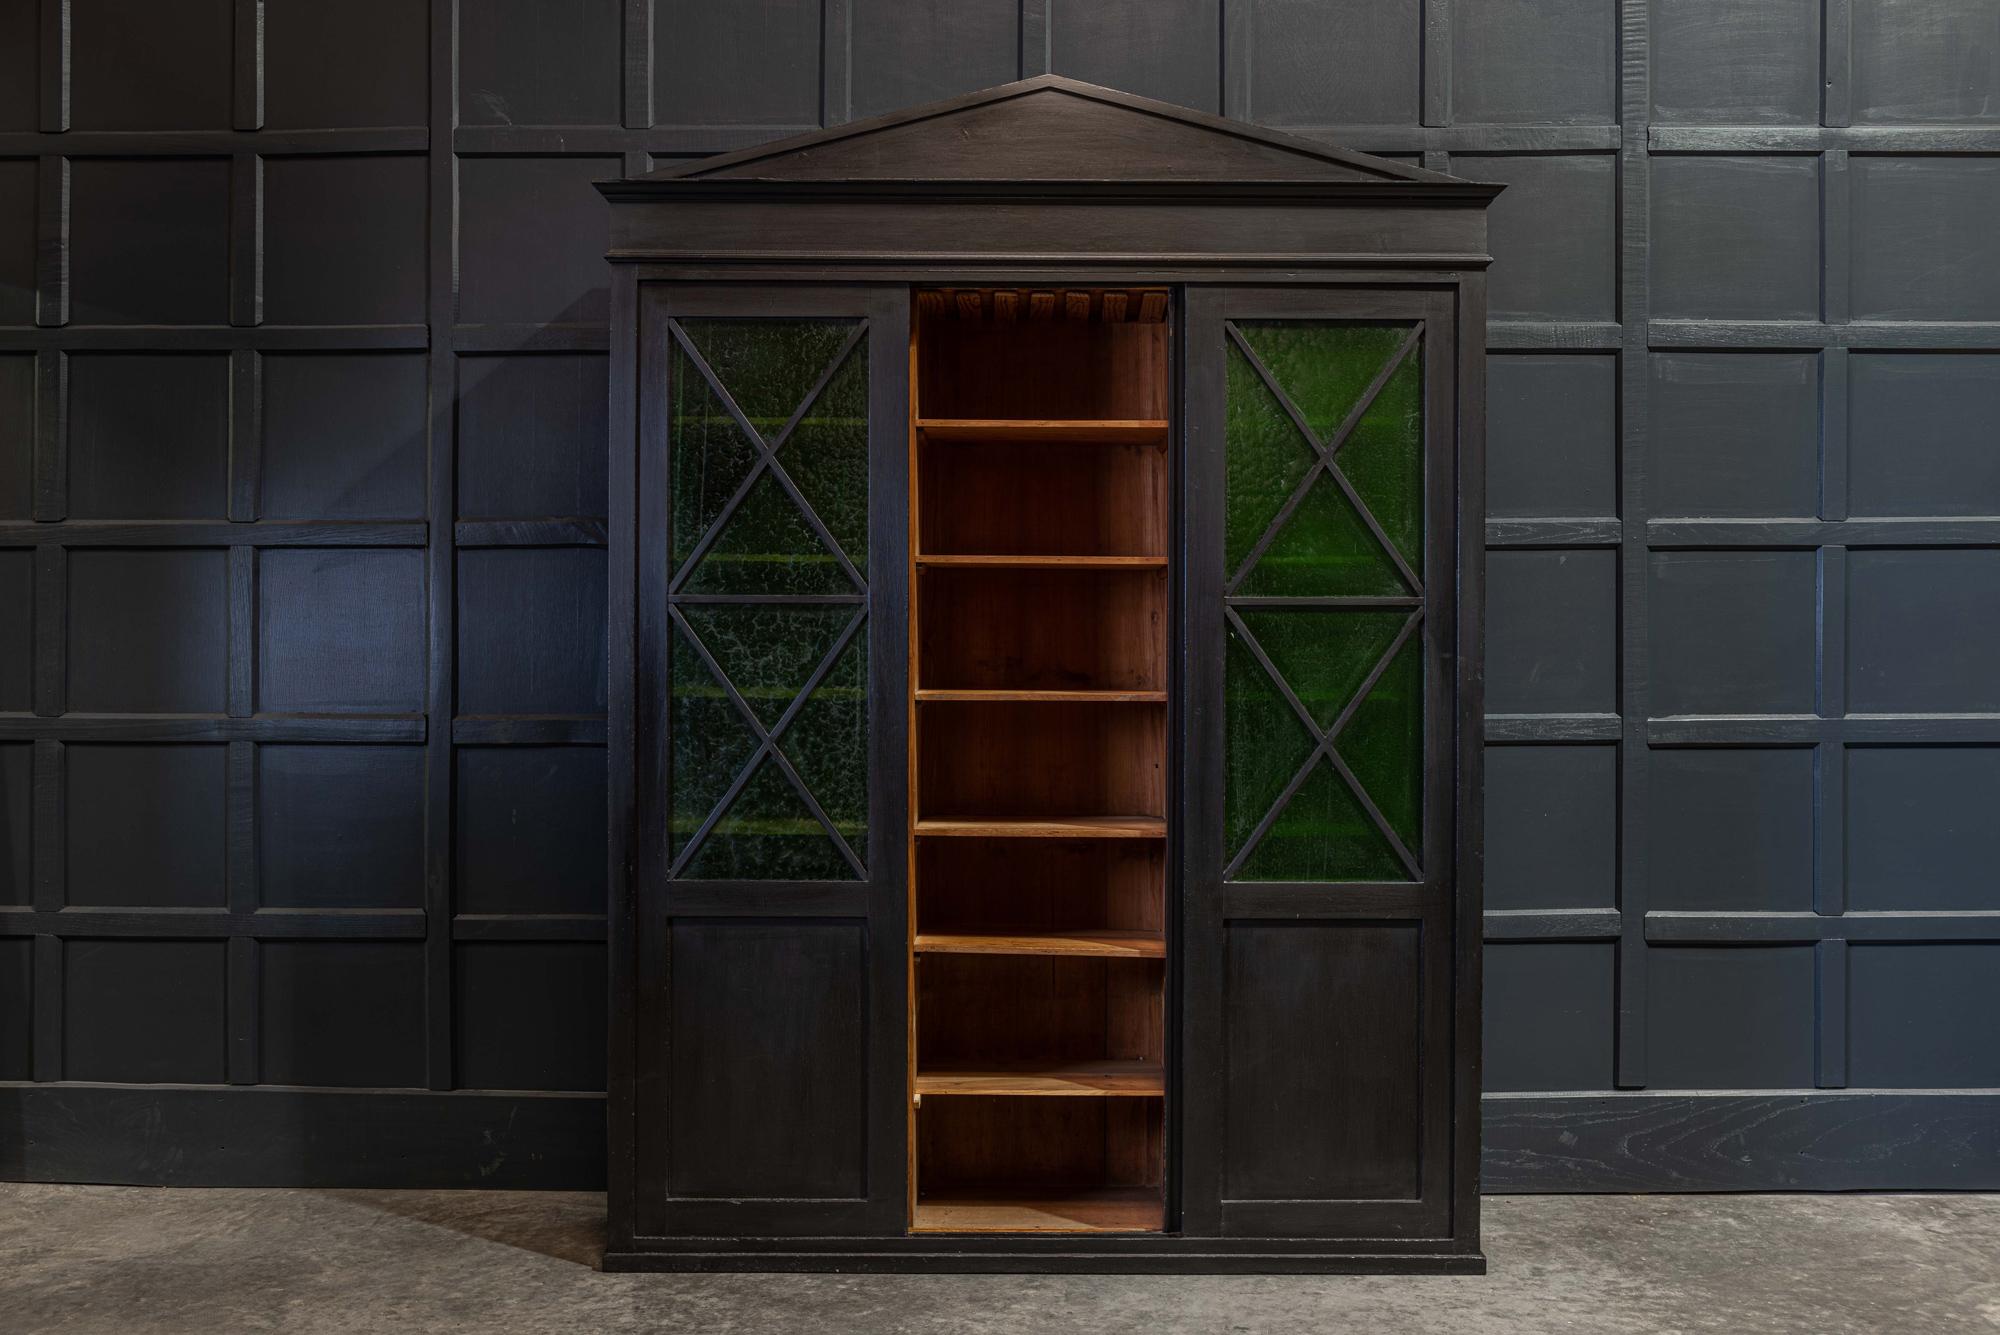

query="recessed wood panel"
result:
[918,701,1165,821]
[457,157,616,325]
[0,355,31,517]
[65,939,227,1084]
[257,745,425,909]
[0,549,28,711]
[264,0,428,129]
[68,550,228,713]
[263,156,428,326]
[454,747,605,915]
[69,159,230,326]
[457,548,608,716]
[665,921,868,1200]
[0,159,32,327]
[1484,744,1617,911]
[1646,947,1816,1089]
[454,942,607,1091]
[1453,0,1615,125]
[652,0,821,127]
[0,4,34,132]
[1652,156,1822,321]
[1223,921,1423,1201]
[461,0,620,128]
[0,743,28,906]
[69,0,232,130]
[68,354,230,520]
[457,354,609,519]
[66,744,226,908]
[262,354,428,520]
[1486,354,1617,520]
[259,941,426,1088]
[1648,551,1819,716]
[1650,749,1816,912]
[258,549,426,713]
[0,937,28,1079]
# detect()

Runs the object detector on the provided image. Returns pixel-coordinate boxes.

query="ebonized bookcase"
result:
[600,76,1499,1273]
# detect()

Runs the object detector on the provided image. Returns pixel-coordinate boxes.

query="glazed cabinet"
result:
[601,77,1497,1273]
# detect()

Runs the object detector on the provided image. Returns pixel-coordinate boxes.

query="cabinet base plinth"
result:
[602,1243,1487,1275]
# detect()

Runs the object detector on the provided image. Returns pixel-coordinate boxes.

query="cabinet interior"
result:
[909,287,1172,1234]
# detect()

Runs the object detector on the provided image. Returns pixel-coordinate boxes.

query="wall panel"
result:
[2,0,1996,1193]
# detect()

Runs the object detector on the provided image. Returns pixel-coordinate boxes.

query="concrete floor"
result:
[2,1187,1996,1334]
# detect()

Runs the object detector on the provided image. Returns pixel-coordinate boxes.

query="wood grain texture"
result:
[1483,1093,2000,1193]
[911,1187,1164,1233]
[915,931,1166,958]
[915,1061,1165,1096]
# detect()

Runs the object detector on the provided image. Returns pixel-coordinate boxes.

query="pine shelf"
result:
[914,816,1167,840]
[915,554,1167,569]
[915,930,1167,959]
[914,1061,1165,1097]
[911,1187,1166,1235]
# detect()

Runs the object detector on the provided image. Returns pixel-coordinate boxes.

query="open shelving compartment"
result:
[908,287,1172,1234]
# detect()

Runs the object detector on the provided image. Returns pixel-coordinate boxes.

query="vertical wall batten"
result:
[1613,0,1652,1091]
[422,0,459,1093]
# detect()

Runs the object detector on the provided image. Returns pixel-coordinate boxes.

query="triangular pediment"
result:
[630,77,1459,187]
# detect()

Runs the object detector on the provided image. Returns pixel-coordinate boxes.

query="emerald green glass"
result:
[780,338,870,577]
[676,605,855,729]
[1223,624,1316,864]
[1223,342,1317,578]
[1235,321,1410,440]
[1223,318,1426,883]
[781,632,868,860]
[1237,471,1408,596]
[682,469,852,596]
[677,319,858,434]
[1338,349,1424,569]
[668,341,761,574]
[1339,632,1423,853]
[1237,756,1407,882]
[1238,609,1408,731]
[683,755,854,881]
[668,618,757,864]
[671,318,870,593]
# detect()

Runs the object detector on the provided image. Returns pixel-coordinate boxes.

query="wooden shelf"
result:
[918,419,1168,446]
[916,931,1166,959]
[912,1187,1164,1234]
[915,688,1167,704]
[916,554,1167,570]
[915,816,1167,840]
[915,1061,1164,1097]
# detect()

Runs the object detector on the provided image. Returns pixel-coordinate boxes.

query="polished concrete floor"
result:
[2,1186,1996,1333]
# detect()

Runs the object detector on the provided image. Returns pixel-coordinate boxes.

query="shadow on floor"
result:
[315,1189,608,1270]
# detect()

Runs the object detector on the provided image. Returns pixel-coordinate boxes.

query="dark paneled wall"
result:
[2,0,1998,1190]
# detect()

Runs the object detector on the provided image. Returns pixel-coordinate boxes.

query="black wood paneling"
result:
[4,0,1997,1194]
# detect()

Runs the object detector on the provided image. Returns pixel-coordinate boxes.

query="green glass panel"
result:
[676,605,854,729]
[668,618,757,865]
[781,630,868,864]
[682,469,851,595]
[1337,347,1424,569]
[1237,756,1407,882]
[677,318,857,432]
[1223,342,1316,578]
[1223,623,1315,864]
[1235,321,1410,440]
[668,341,761,574]
[1338,632,1423,854]
[1237,471,1408,597]
[1238,609,1409,732]
[684,755,854,880]
[780,335,869,576]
